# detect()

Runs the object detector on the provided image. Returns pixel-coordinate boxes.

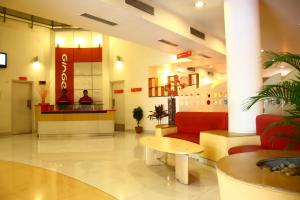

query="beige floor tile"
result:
[0,131,219,200]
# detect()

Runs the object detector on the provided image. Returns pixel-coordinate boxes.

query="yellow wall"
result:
[0,18,52,133]
[108,37,175,131]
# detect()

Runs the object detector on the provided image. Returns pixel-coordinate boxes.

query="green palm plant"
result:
[244,51,300,146]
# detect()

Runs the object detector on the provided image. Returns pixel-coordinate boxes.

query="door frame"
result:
[110,80,125,109]
[110,80,125,131]
[11,80,34,134]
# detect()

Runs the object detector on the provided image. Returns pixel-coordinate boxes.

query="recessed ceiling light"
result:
[279,65,285,69]
[209,65,213,68]
[195,1,205,8]
[260,49,264,53]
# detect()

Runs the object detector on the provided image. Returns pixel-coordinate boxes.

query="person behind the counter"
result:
[56,88,71,109]
[79,89,93,105]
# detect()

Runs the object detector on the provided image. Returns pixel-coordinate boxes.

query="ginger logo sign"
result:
[61,54,68,89]
[55,47,102,103]
[55,48,74,103]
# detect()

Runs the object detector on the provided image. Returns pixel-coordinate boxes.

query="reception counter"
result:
[35,105,115,137]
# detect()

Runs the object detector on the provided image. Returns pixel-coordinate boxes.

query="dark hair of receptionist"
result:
[83,89,88,93]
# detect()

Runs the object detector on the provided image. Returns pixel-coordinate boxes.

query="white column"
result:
[224,0,262,134]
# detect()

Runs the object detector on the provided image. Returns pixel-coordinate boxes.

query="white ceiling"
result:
[0,0,299,76]
[151,0,300,53]
[260,0,300,53]
[150,0,225,40]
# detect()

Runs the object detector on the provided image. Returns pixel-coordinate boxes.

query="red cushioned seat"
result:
[163,112,228,144]
[228,145,264,155]
[166,133,200,144]
[256,115,300,150]
[228,114,300,155]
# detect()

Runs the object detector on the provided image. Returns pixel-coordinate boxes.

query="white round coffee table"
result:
[140,136,204,184]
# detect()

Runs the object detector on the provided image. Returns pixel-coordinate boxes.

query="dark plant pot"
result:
[135,126,143,134]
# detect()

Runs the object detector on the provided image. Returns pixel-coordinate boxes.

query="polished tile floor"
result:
[0,160,116,200]
[0,132,219,200]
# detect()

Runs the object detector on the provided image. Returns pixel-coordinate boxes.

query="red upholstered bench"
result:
[228,114,300,155]
[158,112,228,144]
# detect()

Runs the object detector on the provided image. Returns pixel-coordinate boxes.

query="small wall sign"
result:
[131,88,142,92]
[18,76,27,81]
[114,89,124,94]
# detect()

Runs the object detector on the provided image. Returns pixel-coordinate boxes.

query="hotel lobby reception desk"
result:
[35,106,115,136]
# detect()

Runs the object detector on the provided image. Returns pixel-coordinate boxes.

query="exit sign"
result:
[177,50,192,59]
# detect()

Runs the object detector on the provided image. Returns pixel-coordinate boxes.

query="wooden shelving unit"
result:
[148,75,179,97]
[167,75,179,96]
[148,77,158,97]
[188,73,199,88]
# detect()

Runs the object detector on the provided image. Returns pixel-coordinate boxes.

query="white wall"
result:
[263,70,298,116]
[0,18,52,133]
[108,37,174,131]
[178,82,228,112]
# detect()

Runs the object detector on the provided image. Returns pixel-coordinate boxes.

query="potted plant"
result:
[245,51,300,146]
[133,106,143,134]
[148,104,168,125]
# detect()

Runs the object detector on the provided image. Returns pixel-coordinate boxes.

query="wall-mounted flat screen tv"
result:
[0,52,7,68]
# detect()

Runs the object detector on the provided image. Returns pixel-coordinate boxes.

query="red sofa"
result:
[228,114,300,155]
[164,112,228,144]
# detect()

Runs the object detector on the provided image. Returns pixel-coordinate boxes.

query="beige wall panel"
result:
[92,62,102,75]
[0,18,52,133]
[93,76,102,89]
[74,62,92,75]
[74,76,93,90]
[92,90,103,102]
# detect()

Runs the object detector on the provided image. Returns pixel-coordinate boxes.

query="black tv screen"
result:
[0,52,7,68]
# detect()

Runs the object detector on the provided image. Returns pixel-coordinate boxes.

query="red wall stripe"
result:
[114,89,124,94]
[131,88,142,92]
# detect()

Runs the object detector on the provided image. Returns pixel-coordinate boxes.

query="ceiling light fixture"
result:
[194,1,205,8]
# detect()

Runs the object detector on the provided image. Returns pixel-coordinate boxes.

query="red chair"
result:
[228,114,300,155]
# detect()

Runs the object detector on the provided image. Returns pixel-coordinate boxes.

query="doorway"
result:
[111,81,125,131]
[11,81,33,134]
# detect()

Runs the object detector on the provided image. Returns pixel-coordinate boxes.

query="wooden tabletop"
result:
[217,150,300,193]
[140,136,204,155]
